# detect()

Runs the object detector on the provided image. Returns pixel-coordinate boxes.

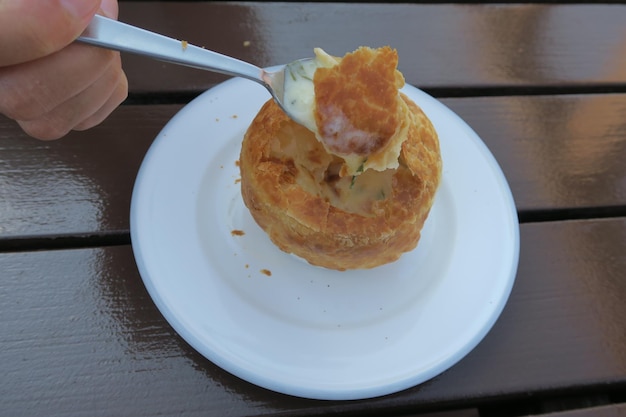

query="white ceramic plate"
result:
[130,78,519,400]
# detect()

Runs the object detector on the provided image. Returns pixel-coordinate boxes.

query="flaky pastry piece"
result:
[239,95,442,270]
[313,46,409,177]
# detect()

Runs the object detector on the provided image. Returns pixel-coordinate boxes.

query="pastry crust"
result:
[314,46,404,156]
[239,94,442,270]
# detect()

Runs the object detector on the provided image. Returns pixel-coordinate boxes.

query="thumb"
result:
[0,0,101,66]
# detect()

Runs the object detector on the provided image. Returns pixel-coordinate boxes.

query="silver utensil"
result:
[77,14,311,125]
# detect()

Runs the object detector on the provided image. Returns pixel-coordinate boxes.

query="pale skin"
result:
[0,0,128,140]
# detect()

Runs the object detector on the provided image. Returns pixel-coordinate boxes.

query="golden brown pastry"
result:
[239,47,442,270]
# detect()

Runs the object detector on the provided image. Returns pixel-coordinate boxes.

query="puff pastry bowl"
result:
[240,92,442,270]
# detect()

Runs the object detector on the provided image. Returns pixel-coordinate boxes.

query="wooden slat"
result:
[0,105,180,239]
[116,3,626,94]
[445,93,626,213]
[1,219,625,416]
[2,93,626,238]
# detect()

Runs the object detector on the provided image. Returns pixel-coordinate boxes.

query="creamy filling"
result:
[282,47,408,178]
[270,121,393,216]
[283,49,337,132]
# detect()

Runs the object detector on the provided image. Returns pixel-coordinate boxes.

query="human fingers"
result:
[15,52,128,140]
[0,43,121,124]
[73,73,128,132]
[99,0,119,19]
[0,0,101,66]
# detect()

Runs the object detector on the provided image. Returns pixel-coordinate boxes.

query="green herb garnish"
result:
[349,159,367,189]
[288,63,314,82]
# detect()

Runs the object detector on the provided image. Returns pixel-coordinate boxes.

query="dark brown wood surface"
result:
[1,220,625,416]
[0,219,626,416]
[1,2,625,416]
[116,3,626,93]
[0,106,180,240]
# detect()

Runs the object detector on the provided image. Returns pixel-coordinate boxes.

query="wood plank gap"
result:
[518,206,626,223]
[421,84,626,99]
[0,231,131,253]
[123,84,626,105]
[2,205,626,252]
[124,91,201,105]
[480,392,626,417]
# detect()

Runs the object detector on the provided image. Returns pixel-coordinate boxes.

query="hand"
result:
[0,0,128,140]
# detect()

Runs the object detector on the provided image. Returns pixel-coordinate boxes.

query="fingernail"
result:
[99,0,119,19]
[60,0,98,19]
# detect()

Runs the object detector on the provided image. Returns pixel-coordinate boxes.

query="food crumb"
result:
[260,269,272,276]
[231,114,238,119]
[245,264,249,269]
[231,229,245,236]
[243,40,251,47]
[235,160,240,167]
[181,40,188,51]
[215,118,220,122]
[234,178,241,184]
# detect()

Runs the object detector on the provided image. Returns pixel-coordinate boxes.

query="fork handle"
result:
[77,14,264,83]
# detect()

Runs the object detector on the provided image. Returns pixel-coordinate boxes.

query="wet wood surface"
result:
[116,3,626,93]
[1,2,625,416]
[1,220,625,416]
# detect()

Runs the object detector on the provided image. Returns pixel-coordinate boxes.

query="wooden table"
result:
[2,2,626,416]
